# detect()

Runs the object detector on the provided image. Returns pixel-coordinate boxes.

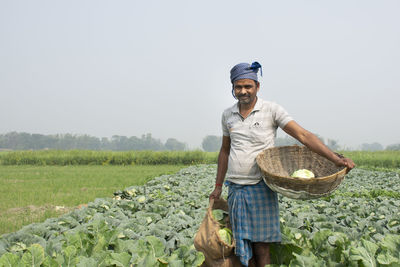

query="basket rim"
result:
[264,179,342,199]
[260,167,347,183]
[256,146,348,182]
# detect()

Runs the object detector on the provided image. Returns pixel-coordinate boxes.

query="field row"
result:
[0,150,218,166]
[342,150,400,169]
[1,149,400,169]
[1,166,399,266]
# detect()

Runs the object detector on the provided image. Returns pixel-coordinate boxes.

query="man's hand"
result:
[336,157,356,173]
[209,187,222,200]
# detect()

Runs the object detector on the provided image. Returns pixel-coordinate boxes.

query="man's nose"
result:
[239,88,247,95]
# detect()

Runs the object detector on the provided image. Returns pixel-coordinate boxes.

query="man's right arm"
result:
[209,135,231,199]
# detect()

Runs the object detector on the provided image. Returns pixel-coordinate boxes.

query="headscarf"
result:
[230,61,263,84]
[230,61,263,98]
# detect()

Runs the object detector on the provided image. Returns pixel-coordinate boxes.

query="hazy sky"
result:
[1,1,399,149]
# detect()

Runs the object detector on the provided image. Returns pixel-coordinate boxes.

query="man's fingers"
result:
[343,158,355,173]
[346,158,355,168]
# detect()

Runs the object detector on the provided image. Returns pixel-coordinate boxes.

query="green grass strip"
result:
[341,150,400,169]
[0,150,219,166]
[0,165,185,235]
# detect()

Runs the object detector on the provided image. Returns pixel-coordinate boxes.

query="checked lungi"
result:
[226,180,281,266]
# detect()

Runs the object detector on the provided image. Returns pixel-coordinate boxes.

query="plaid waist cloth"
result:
[226,180,281,266]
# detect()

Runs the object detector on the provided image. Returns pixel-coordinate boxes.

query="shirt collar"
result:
[232,97,262,114]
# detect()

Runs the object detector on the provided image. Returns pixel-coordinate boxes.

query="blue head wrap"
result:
[230,61,263,84]
[230,62,262,99]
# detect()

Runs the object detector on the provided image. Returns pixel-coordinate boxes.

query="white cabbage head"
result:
[291,169,315,179]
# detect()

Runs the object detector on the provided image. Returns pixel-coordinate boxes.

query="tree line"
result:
[201,135,400,152]
[0,132,186,151]
[0,132,398,152]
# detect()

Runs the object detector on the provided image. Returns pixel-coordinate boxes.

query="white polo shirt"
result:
[222,98,293,185]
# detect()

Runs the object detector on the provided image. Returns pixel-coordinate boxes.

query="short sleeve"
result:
[221,111,230,136]
[273,103,293,129]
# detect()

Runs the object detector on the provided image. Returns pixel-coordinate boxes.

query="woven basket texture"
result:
[256,146,347,199]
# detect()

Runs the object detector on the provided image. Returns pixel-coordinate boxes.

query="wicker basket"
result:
[256,146,347,199]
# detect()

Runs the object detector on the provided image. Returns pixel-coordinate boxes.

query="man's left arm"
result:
[283,121,355,172]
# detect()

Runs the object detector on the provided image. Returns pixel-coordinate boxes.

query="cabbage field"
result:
[0,165,400,266]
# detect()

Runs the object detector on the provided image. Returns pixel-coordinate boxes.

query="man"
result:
[209,62,355,267]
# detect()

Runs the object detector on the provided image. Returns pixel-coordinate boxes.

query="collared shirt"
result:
[222,98,293,184]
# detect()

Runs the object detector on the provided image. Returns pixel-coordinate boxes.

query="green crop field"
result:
[0,165,399,266]
[0,150,399,266]
[0,150,218,166]
[0,165,184,235]
[1,149,399,170]
[342,150,400,170]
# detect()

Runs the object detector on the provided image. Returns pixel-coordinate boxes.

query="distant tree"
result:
[110,135,143,150]
[15,132,31,149]
[202,135,222,152]
[54,133,77,150]
[386,143,400,150]
[141,133,164,151]
[361,142,384,151]
[165,138,186,151]
[76,134,101,150]
[111,135,131,150]
[0,132,19,149]
[101,137,111,150]
[128,136,142,150]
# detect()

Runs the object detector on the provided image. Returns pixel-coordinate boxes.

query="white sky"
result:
[0,0,399,149]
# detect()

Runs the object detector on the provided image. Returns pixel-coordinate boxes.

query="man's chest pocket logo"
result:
[250,122,269,142]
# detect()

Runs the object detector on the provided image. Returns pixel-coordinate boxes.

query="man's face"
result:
[233,79,260,105]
